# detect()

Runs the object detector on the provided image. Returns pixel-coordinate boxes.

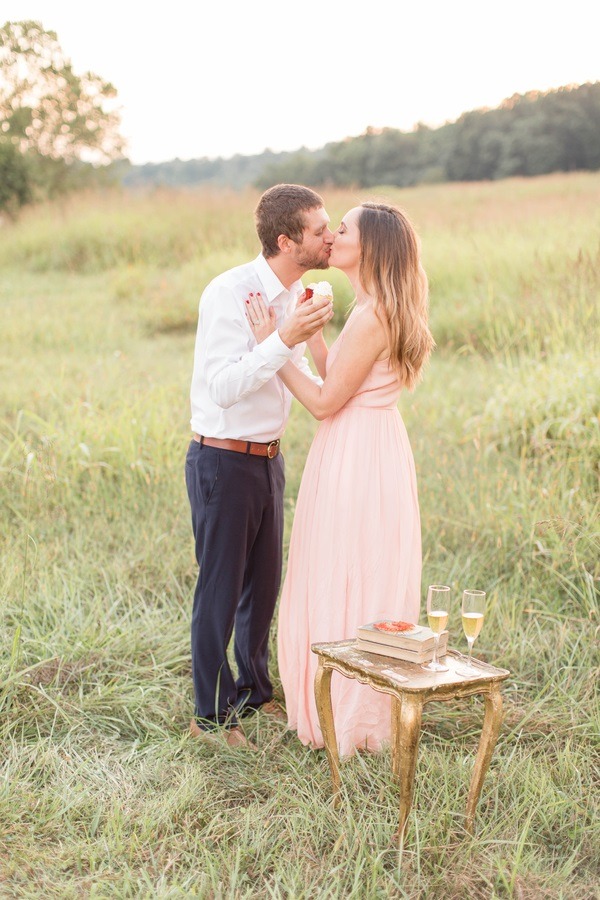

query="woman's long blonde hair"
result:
[358,202,434,389]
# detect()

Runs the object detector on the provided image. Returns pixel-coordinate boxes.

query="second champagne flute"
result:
[456,589,486,676]
[422,584,450,672]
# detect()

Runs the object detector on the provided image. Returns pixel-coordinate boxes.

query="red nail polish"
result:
[245,299,249,303]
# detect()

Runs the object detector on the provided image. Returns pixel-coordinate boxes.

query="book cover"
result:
[357,621,443,651]
[356,632,449,664]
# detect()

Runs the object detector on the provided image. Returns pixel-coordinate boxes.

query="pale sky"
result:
[2,0,599,165]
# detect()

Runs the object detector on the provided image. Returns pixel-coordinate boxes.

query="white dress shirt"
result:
[190,254,321,442]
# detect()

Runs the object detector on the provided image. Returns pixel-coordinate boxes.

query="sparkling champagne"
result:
[428,610,448,634]
[462,611,484,640]
[456,589,487,677]
[423,585,451,673]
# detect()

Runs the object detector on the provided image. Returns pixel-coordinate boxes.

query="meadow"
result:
[0,173,598,898]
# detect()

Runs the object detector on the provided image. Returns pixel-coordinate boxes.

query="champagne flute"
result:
[422,585,450,672]
[457,589,486,676]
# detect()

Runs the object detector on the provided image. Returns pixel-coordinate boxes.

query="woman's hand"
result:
[245,293,277,343]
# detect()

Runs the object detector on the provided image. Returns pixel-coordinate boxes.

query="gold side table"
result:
[312,640,510,840]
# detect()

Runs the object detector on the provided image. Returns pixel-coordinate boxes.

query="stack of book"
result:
[356,621,449,664]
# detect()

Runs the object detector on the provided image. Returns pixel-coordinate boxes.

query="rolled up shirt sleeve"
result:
[202,284,295,409]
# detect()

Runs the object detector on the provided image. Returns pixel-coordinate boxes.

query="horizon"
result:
[126,80,598,167]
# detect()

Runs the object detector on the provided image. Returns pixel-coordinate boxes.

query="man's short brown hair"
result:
[255,184,324,258]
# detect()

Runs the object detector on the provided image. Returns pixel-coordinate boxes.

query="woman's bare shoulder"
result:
[345,303,388,341]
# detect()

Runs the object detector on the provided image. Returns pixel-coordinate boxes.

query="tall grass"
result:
[1,173,598,897]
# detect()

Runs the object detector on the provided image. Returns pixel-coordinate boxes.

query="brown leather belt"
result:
[193,434,280,459]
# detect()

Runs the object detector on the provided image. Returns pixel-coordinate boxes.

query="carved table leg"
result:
[314,658,341,803]
[396,696,423,841]
[465,686,503,833]
[391,694,403,782]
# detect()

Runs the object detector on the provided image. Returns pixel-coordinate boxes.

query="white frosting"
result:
[307,280,333,301]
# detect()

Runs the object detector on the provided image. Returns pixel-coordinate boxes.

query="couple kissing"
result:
[185,184,433,755]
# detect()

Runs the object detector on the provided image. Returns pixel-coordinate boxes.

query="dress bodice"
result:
[326,306,402,410]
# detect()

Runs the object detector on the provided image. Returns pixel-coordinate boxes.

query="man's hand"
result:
[279,295,334,348]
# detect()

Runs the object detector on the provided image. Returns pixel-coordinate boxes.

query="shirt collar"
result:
[253,254,302,304]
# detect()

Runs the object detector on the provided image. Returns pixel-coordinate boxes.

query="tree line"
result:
[124,83,600,192]
[266,83,600,188]
[2,19,599,215]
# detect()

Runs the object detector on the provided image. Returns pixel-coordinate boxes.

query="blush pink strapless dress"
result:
[277,308,422,757]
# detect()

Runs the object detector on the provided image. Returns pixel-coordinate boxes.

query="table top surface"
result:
[312,639,511,693]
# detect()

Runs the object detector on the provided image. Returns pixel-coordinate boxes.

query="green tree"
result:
[0,20,124,163]
[0,139,31,214]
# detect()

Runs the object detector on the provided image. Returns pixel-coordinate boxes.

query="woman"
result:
[247,203,433,757]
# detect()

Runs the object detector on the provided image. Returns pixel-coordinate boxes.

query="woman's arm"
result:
[306,332,328,379]
[278,307,388,420]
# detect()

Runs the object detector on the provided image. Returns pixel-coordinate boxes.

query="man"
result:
[186,184,334,748]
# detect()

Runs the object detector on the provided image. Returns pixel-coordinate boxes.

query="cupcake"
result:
[305,281,333,304]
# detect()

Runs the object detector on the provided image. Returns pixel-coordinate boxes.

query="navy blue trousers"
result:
[185,440,285,728]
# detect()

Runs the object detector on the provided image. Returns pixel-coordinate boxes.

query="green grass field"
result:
[1,173,599,898]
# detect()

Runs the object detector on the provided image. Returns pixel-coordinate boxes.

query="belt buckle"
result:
[267,440,279,459]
